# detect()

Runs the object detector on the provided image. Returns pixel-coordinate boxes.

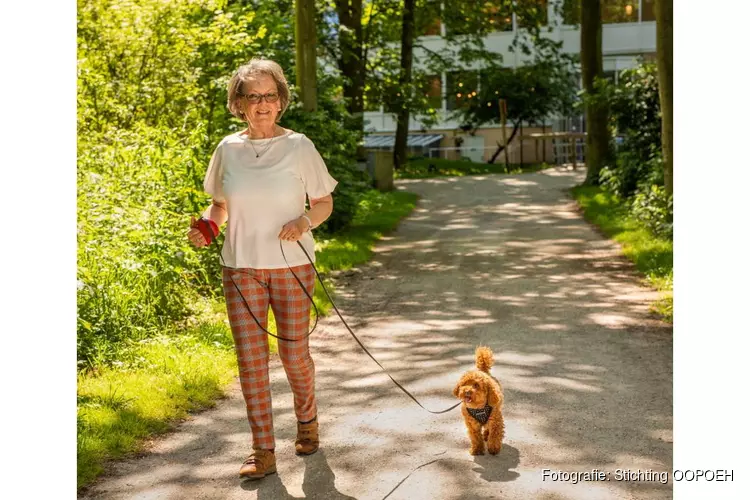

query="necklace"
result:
[245,128,280,158]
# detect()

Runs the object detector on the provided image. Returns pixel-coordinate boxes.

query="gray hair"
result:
[227,58,291,122]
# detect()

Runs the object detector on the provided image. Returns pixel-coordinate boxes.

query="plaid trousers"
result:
[222,264,317,451]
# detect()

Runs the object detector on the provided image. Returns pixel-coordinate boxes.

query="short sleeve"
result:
[203,145,225,202]
[299,135,338,199]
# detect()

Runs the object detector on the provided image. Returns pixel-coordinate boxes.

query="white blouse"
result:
[203,130,338,269]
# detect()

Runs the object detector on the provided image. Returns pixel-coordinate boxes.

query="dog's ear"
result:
[486,380,501,407]
[453,380,461,398]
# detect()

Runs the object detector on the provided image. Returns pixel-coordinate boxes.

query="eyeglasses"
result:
[238,91,280,104]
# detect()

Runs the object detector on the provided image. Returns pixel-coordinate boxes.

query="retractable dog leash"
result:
[193,217,461,414]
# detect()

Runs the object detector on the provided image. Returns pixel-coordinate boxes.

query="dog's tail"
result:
[475,346,494,373]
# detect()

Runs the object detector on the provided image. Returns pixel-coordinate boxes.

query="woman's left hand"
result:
[278,217,308,242]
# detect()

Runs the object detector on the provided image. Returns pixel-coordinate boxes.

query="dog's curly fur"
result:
[453,346,505,456]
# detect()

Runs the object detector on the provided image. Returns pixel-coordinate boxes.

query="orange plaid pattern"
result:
[222,264,317,451]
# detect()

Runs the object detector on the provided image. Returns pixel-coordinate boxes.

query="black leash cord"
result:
[212,236,460,415]
[218,242,320,342]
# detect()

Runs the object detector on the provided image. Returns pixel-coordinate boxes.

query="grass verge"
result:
[77,188,419,490]
[571,185,673,322]
[77,322,237,488]
[397,157,550,179]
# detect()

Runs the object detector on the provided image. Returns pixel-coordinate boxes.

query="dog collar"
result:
[467,403,493,424]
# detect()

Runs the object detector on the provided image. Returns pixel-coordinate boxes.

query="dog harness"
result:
[467,403,493,424]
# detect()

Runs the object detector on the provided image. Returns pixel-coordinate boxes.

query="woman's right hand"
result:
[188,216,209,248]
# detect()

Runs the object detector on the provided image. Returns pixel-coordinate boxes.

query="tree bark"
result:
[393,0,415,170]
[335,0,365,136]
[655,0,673,195]
[489,122,520,164]
[580,0,610,185]
[295,0,317,112]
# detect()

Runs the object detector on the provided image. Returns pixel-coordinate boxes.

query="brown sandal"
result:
[295,419,319,455]
[239,449,276,479]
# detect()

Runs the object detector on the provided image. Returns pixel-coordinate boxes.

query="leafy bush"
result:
[630,184,673,240]
[608,62,662,163]
[600,147,663,199]
[587,61,661,193]
[77,125,218,368]
[593,61,671,241]
[76,0,369,369]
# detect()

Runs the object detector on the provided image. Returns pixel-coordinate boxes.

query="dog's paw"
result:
[470,447,485,456]
[487,444,502,455]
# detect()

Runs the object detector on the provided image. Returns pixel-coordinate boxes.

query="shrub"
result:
[600,147,663,199]
[630,184,673,240]
[594,61,670,242]
[77,125,217,368]
[608,62,662,163]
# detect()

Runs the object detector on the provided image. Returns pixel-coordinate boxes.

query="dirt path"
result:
[81,168,672,500]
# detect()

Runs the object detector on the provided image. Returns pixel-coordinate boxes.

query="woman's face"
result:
[240,74,281,128]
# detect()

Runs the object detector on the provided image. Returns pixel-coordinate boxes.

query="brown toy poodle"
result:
[453,346,505,455]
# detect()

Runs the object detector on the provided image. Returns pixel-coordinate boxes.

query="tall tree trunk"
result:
[655,0,673,196]
[295,0,317,111]
[335,0,365,137]
[393,0,415,170]
[580,0,609,185]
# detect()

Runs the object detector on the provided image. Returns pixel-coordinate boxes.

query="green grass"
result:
[397,157,550,179]
[315,190,419,272]
[77,322,237,489]
[571,185,673,322]
[77,188,418,491]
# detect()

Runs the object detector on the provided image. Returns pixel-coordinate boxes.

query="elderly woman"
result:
[187,58,337,480]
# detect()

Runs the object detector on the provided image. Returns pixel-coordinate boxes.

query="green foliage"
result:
[606,62,662,163]
[630,184,673,240]
[76,0,371,369]
[599,147,662,199]
[342,0,565,128]
[77,0,294,140]
[455,56,578,132]
[77,325,237,489]
[77,125,218,368]
[590,62,670,240]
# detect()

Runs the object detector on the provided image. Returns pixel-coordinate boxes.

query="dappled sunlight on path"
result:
[81,168,671,500]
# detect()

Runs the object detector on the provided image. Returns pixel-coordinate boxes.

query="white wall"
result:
[367,4,657,134]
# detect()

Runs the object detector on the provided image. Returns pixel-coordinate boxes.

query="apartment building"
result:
[363,0,657,164]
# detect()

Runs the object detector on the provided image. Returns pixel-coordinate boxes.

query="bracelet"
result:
[302,215,313,232]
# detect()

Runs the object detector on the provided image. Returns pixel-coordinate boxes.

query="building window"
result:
[561,0,639,25]
[561,0,582,25]
[445,1,512,35]
[486,2,513,32]
[517,0,548,29]
[417,1,442,36]
[602,1,639,23]
[446,71,479,111]
[420,17,441,36]
[422,74,443,110]
[641,0,655,21]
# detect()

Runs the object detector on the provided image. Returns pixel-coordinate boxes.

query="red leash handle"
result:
[192,217,219,245]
